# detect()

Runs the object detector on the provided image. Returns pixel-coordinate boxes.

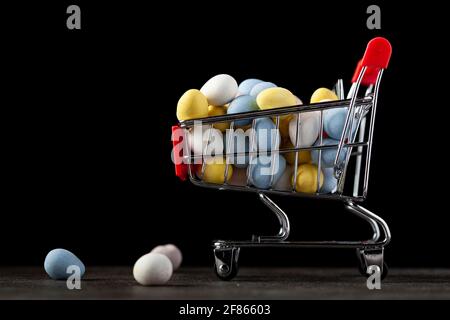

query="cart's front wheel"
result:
[213,247,240,281]
[358,261,388,280]
[356,248,388,280]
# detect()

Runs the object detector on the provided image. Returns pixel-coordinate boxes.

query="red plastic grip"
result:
[361,37,392,69]
[171,125,188,181]
[351,37,392,85]
[351,59,380,86]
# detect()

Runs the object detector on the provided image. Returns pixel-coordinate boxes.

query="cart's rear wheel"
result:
[213,246,240,281]
[214,261,239,281]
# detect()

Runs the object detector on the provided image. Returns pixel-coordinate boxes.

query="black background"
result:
[1,1,446,268]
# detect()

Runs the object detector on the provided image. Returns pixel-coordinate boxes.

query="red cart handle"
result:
[351,59,380,86]
[171,125,188,181]
[361,37,392,69]
[351,37,392,85]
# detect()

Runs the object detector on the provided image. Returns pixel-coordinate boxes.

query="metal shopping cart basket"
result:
[171,37,392,280]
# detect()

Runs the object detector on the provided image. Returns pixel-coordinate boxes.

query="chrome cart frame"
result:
[172,37,392,280]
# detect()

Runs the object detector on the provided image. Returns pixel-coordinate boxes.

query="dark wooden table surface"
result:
[1,267,450,300]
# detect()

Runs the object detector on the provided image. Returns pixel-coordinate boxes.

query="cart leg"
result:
[345,202,390,280]
[213,246,240,281]
[356,248,388,280]
[253,193,290,242]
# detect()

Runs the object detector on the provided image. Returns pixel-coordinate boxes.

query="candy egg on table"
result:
[256,87,297,110]
[197,158,233,184]
[250,154,286,189]
[321,167,338,194]
[44,248,85,280]
[208,105,229,132]
[228,167,248,186]
[227,95,259,126]
[188,126,224,157]
[200,74,238,106]
[176,89,209,121]
[133,253,173,286]
[238,78,263,96]
[281,139,311,165]
[151,244,183,271]
[250,82,277,97]
[310,87,339,103]
[288,111,320,148]
[224,129,249,168]
[292,163,324,193]
[274,165,294,191]
[254,117,281,152]
[311,138,348,168]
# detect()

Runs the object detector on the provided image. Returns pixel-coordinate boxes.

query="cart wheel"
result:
[358,261,388,280]
[356,248,388,280]
[213,247,240,281]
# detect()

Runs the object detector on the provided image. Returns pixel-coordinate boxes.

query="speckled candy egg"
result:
[188,126,224,156]
[311,138,348,168]
[201,74,238,106]
[224,129,249,168]
[197,158,233,184]
[176,89,209,121]
[151,244,183,271]
[256,87,297,110]
[310,88,338,103]
[321,167,338,193]
[227,95,259,126]
[292,163,324,193]
[274,165,295,191]
[238,79,263,95]
[250,155,286,189]
[44,248,85,280]
[133,253,173,286]
[288,111,320,148]
[250,82,277,97]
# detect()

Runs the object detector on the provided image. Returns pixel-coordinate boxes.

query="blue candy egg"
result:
[250,154,286,189]
[321,167,338,193]
[311,138,348,168]
[44,248,85,280]
[224,129,249,168]
[227,95,259,126]
[250,82,277,97]
[254,117,280,152]
[324,108,359,140]
[238,79,263,96]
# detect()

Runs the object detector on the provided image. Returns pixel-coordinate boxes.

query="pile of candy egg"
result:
[177,74,352,194]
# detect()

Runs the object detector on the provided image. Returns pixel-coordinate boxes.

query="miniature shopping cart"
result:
[172,37,392,280]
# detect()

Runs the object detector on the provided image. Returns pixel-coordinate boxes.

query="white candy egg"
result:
[133,253,173,286]
[288,111,320,148]
[188,126,224,156]
[274,165,294,191]
[151,244,183,271]
[200,74,238,106]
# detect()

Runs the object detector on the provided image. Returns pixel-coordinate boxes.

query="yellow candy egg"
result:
[208,105,229,132]
[176,89,209,121]
[277,114,293,139]
[292,163,324,193]
[197,159,233,184]
[310,88,338,104]
[281,140,311,165]
[256,87,297,110]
